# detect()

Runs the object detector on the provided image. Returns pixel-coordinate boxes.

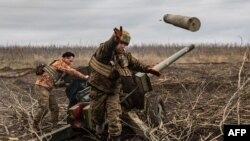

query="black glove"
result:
[113,26,123,41]
[146,68,161,77]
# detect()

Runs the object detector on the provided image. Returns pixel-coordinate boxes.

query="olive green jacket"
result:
[88,35,148,93]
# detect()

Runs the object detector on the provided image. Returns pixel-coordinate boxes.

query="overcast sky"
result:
[0,0,249,46]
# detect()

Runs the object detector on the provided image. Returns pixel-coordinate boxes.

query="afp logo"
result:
[224,125,250,141]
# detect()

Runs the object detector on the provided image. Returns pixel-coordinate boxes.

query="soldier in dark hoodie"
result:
[88,26,160,141]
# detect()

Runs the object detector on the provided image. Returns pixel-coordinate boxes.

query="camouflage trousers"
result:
[34,85,59,125]
[89,86,122,136]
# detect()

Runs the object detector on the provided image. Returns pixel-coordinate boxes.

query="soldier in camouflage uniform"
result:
[88,26,160,141]
[33,52,89,130]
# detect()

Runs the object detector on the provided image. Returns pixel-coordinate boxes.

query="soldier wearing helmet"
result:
[88,26,160,141]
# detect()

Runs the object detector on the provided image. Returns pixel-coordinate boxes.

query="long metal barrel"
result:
[148,44,195,77]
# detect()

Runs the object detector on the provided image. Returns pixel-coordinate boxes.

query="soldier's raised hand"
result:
[113,26,123,41]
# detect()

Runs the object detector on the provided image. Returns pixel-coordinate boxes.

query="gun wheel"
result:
[145,94,166,127]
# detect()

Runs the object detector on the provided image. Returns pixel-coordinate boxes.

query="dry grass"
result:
[0,43,250,141]
[0,77,68,140]
[0,43,249,69]
[144,59,250,141]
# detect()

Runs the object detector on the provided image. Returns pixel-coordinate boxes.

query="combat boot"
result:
[51,112,59,128]
[110,135,120,141]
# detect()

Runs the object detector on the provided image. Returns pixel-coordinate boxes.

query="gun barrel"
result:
[148,44,195,77]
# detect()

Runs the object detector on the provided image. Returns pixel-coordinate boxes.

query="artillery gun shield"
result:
[135,72,152,93]
[121,76,137,93]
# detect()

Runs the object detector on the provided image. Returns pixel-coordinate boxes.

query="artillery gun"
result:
[31,45,195,141]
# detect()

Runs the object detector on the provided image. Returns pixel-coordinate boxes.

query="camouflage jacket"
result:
[35,59,85,89]
[88,35,148,93]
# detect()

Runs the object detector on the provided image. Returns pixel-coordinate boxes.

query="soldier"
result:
[88,26,160,141]
[33,52,89,130]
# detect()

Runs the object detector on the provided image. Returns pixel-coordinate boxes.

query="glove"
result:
[146,68,161,77]
[113,26,123,41]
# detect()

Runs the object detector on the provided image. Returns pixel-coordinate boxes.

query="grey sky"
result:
[0,0,249,46]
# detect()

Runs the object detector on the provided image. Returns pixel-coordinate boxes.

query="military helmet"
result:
[120,30,131,46]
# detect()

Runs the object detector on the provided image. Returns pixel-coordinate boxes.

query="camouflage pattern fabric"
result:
[120,30,130,45]
[88,35,148,93]
[88,32,148,136]
[35,59,85,89]
[33,85,59,125]
[89,86,122,136]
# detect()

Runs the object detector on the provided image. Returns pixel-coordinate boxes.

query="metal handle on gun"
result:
[120,86,138,103]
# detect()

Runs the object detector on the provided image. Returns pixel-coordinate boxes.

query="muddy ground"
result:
[0,62,250,141]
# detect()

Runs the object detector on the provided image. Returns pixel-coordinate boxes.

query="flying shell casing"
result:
[163,14,201,32]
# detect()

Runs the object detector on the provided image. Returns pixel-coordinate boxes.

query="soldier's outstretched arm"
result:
[127,53,149,72]
[54,63,89,80]
[128,53,161,76]
[95,27,122,60]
